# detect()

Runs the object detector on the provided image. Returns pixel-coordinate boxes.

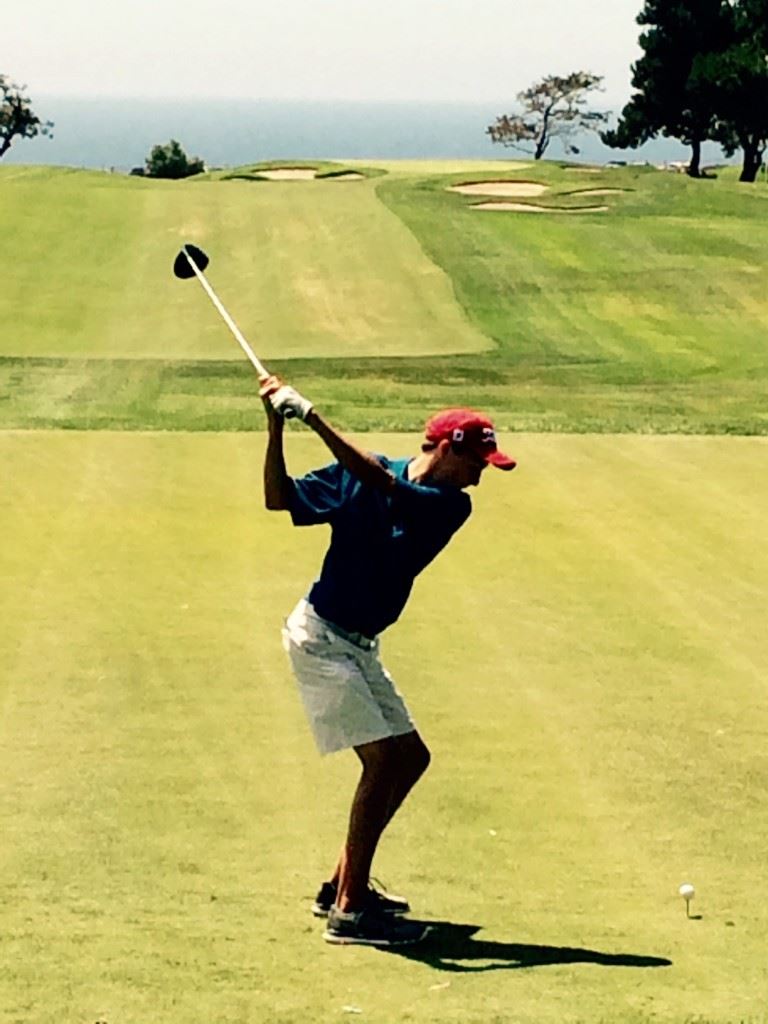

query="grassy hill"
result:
[1,159,767,431]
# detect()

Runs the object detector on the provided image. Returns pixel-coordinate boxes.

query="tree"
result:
[145,139,205,179]
[703,0,768,181]
[601,0,733,178]
[487,72,609,160]
[0,75,53,159]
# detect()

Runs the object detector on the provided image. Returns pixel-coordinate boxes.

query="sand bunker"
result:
[325,172,364,181]
[448,180,548,197]
[259,168,318,180]
[256,168,364,181]
[473,202,609,214]
[569,188,628,196]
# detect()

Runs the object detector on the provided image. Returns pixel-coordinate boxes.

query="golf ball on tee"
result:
[679,883,695,900]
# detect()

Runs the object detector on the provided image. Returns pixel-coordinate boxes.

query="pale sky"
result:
[6,0,645,106]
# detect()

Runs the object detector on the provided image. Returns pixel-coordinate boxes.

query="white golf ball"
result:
[679,883,695,900]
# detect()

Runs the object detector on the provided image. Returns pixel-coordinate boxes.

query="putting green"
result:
[1,429,766,1024]
[0,167,488,360]
[348,158,535,175]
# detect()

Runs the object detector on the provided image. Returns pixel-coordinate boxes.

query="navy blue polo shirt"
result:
[287,456,471,637]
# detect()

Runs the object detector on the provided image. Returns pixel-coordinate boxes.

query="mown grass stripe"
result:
[2,430,766,1022]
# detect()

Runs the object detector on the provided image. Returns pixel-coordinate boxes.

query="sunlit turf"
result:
[2,153,766,1024]
[376,161,768,381]
[1,353,765,434]
[0,164,488,361]
[1,429,766,1024]
[1,160,767,433]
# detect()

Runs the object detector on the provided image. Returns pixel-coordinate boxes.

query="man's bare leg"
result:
[332,731,430,911]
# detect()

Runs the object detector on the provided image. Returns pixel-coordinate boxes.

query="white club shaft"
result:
[184,249,269,380]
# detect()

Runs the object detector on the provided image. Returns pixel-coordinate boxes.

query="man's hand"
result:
[271,384,313,421]
[260,376,394,494]
[259,375,313,421]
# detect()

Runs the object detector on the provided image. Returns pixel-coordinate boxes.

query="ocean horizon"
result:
[4,96,734,171]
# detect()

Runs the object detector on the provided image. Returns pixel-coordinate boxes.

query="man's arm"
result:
[261,388,294,510]
[261,376,396,494]
[305,409,396,494]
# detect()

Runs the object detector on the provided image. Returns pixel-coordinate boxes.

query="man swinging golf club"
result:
[261,375,516,946]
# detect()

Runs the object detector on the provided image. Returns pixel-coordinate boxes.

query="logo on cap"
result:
[425,409,516,470]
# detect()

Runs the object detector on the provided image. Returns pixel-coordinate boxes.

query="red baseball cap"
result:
[424,409,516,470]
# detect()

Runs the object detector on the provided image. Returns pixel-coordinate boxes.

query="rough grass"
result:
[376,162,768,379]
[1,430,767,1024]
[1,353,765,434]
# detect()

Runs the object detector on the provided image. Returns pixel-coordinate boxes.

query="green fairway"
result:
[0,165,488,361]
[2,159,767,433]
[1,429,766,1024]
[2,154,767,1021]
[377,162,768,380]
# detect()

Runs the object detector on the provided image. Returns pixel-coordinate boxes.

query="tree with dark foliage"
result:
[487,72,608,160]
[0,75,53,159]
[704,0,768,181]
[604,0,768,181]
[601,0,733,177]
[145,139,205,179]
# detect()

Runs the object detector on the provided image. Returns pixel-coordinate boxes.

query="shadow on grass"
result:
[381,921,673,973]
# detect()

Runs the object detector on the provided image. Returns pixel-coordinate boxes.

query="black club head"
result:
[173,243,210,279]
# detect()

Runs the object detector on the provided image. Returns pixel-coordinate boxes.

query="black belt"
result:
[324,617,376,650]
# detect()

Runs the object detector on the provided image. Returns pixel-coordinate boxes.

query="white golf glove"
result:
[268,384,313,421]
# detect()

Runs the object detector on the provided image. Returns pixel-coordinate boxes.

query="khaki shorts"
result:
[282,599,416,755]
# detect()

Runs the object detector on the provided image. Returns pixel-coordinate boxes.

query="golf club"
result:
[173,243,270,380]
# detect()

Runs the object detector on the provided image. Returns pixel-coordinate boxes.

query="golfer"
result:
[261,375,516,946]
